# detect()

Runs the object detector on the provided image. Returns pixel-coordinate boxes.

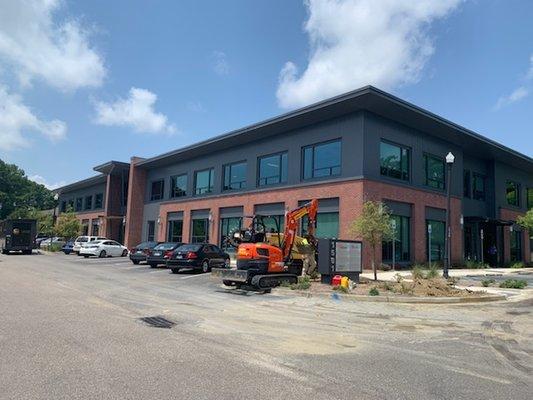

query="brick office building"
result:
[55,161,130,243]
[61,87,533,267]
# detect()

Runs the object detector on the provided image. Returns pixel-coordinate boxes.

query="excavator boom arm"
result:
[282,199,318,260]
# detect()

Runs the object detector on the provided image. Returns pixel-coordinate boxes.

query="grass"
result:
[464,260,489,269]
[499,279,528,289]
[290,276,311,291]
[368,287,380,296]
[412,265,425,280]
[481,278,495,287]
[509,262,525,269]
[411,264,440,280]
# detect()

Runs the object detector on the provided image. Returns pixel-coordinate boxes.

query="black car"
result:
[146,242,184,268]
[167,243,230,274]
[129,241,161,265]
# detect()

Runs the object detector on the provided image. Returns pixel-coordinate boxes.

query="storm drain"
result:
[139,316,175,329]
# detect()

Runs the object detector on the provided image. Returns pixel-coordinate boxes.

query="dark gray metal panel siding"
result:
[426,207,446,221]
[219,206,243,218]
[191,209,210,219]
[384,200,412,217]
[167,211,184,220]
[462,155,493,218]
[254,203,285,215]
[298,198,339,212]
[58,183,106,213]
[494,161,533,213]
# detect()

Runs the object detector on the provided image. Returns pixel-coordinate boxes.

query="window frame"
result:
[506,180,520,207]
[94,193,103,209]
[223,161,247,191]
[423,153,446,190]
[169,174,188,198]
[147,220,155,242]
[167,219,183,242]
[301,138,342,180]
[379,140,411,182]
[84,195,93,211]
[75,197,83,212]
[150,179,165,201]
[472,173,486,201]
[382,215,411,263]
[257,151,288,187]
[194,168,214,196]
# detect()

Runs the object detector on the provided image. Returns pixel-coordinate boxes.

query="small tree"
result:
[517,209,533,231]
[54,210,81,240]
[349,201,394,281]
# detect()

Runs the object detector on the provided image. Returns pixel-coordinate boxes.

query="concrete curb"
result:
[275,288,507,304]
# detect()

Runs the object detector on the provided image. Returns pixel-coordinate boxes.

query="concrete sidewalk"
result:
[361,267,533,281]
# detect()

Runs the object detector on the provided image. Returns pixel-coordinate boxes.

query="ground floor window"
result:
[219,217,242,251]
[261,215,284,233]
[81,219,89,236]
[167,220,183,242]
[147,221,155,242]
[91,221,99,236]
[510,230,522,262]
[427,220,445,261]
[382,215,410,262]
[301,212,339,239]
[191,219,209,243]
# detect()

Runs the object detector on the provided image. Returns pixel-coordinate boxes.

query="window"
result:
[220,217,242,250]
[84,195,92,210]
[167,220,183,242]
[301,213,339,239]
[426,220,445,261]
[506,181,520,206]
[382,215,411,263]
[68,199,74,210]
[191,218,209,243]
[424,154,445,190]
[258,152,288,186]
[150,179,165,201]
[463,170,471,198]
[303,140,341,179]
[195,169,214,195]
[60,201,67,213]
[260,215,284,233]
[510,230,522,262]
[91,221,99,236]
[473,174,485,201]
[94,193,103,209]
[147,221,155,242]
[223,162,247,191]
[527,188,533,209]
[380,141,410,181]
[75,197,83,212]
[170,174,187,198]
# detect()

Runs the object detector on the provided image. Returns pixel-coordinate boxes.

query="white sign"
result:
[334,240,362,273]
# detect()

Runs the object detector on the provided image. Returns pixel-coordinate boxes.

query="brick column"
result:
[182,211,191,243]
[210,208,219,244]
[124,157,146,248]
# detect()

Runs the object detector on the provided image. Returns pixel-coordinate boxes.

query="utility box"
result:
[317,238,362,283]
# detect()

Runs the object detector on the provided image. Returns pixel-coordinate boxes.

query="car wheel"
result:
[99,250,107,258]
[149,263,157,268]
[76,252,82,256]
[121,250,128,257]
[202,260,211,273]
[83,255,89,258]
[132,260,140,265]
[171,268,180,274]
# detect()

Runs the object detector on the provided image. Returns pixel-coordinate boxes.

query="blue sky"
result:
[0,0,532,188]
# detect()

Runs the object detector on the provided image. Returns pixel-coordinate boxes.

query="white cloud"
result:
[212,51,229,75]
[494,54,533,110]
[276,0,462,109]
[186,100,206,113]
[28,174,66,190]
[93,87,176,134]
[0,85,67,150]
[0,0,105,91]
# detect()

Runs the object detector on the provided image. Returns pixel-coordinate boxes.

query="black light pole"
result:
[444,152,455,279]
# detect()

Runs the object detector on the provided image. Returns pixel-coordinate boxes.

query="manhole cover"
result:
[139,316,175,329]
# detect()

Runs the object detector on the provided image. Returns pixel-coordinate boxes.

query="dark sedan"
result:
[129,241,161,265]
[167,244,230,274]
[146,242,184,268]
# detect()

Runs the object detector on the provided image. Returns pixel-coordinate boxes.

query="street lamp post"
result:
[444,152,455,279]
[391,219,397,271]
[52,193,59,225]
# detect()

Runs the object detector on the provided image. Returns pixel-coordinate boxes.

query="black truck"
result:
[0,219,37,255]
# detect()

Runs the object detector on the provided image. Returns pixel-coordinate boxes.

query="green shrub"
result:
[290,276,311,290]
[399,282,413,295]
[481,278,495,287]
[369,287,380,296]
[464,260,489,269]
[412,265,425,280]
[425,264,439,279]
[381,281,394,291]
[499,279,528,289]
[509,262,525,269]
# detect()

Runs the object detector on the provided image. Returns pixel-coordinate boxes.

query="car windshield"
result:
[77,236,88,242]
[176,244,201,252]
[154,243,176,250]
[137,241,157,249]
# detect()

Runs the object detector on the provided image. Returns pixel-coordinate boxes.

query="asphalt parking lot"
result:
[1,251,532,400]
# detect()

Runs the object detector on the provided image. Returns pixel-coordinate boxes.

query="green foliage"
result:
[368,287,380,296]
[481,278,495,287]
[509,262,525,269]
[517,209,533,231]
[412,265,425,280]
[426,264,439,279]
[7,207,54,236]
[381,281,394,291]
[499,279,528,289]
[290,276,311,290]
[54,211,81,240]
[349,201,393,281]
[0,159,55,219]
[464,260,489,269]
[394,273,404,283]
[46,243,63,252]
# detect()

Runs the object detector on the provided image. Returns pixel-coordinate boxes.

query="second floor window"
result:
[195,168,214,195]
[150,179,165,201]
[75,197,83,212]
[473,174,485,201]
[94,193,103,209]
[303,140,341,179]
[170,174,187,198]
[528,188,533,209]
[84,195,92,210]
[424,154,445,190]
[223,162,247,190]
[506,180,520,206]
[380,141,409,181]
[258,152,287,186]
[463,170,471,198]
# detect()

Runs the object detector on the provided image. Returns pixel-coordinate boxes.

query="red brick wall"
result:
[500,207,530,264]
[74,211,103,236]
[124,157,146,248]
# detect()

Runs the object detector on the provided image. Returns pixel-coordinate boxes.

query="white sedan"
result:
[79,240,129,258]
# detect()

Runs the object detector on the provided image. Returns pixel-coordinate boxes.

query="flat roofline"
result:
[137,85,532,172]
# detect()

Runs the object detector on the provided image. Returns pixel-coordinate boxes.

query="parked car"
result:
[39,237,66,249]
[79,240,129,258]
[146,242,184,268]
[73,236,107,254]
[35,233,50,246]
[129,241,161,265]
[61,240,74,255]
[167,243,230,274]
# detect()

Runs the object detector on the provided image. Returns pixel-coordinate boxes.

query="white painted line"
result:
[180,273,210,280]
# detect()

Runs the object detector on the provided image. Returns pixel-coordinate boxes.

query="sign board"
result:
[332,240,362,273]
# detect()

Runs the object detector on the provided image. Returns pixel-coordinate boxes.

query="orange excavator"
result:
[212,199,318,292]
